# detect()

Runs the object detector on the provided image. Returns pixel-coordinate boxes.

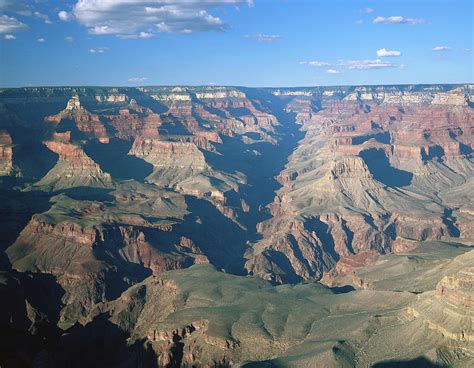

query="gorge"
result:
[0,84,473,367]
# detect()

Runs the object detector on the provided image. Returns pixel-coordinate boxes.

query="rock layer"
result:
[0,130,13,176]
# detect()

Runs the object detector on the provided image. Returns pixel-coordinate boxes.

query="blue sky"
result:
[0,0,472,87]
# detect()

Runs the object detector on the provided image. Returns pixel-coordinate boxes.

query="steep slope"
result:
[33,132,113,191]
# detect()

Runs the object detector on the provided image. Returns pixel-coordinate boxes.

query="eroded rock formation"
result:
[0,130,13,176]
[0,84,472,367]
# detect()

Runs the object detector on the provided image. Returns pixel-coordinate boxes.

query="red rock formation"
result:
[129,138,206,170]
[321,251,380,287]
[436,267,474,308]
[45,95,109,143]
[34,131,112,190]
[106,108,161,140]
[7,211,209,322]
[0,130,13,175]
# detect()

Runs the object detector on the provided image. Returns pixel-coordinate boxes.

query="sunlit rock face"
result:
[0,84,472,367]
[32,131,113,191]
[0,130,13,176]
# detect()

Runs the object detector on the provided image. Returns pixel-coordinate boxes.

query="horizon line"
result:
[1,82,473,90]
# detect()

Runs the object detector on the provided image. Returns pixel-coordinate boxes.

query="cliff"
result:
[33,132,113,191]
[0,130,13,176]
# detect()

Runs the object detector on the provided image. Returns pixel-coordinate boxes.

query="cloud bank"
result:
[0,14,28,33]
[62,0,252,38]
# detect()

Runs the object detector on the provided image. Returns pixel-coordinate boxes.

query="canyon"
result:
[0,84,473,367]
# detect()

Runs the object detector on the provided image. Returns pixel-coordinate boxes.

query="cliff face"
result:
[33,132,113,191]
[0,130,13,176]
[105,99,161,141]
[129,139,207,184]
[45,95,109,144]
[5,187,209,324]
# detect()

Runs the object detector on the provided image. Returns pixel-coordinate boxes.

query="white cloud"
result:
[245,34,282,42]
[138,31,153,39]
[71,0,251,38]
[128,77,147,82]
[37,37,45,43]
[34,11,52,24]
[326,69,339,74]
[4,33,15,39]
[300,60,331,67]
[376,48,401,57]
[356,19,363,25]
[301,58,402,70]
[58,10,72,22]
[0,14,28,33]
[65,36,74,42]
[432,45,451,51]
[89,47,109,53]
[360,7,374,14]
[341,59,399,69]
[373,16,424,25]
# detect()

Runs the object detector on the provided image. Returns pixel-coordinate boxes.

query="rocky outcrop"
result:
[330,156,373,179]
[95,93,128,104]
[33,131,112,191]
[173,132,221,151]
[436,267,474,308]
[107,108,161,140]
[401,265,474,356]
[0,130,13,175]
[129,139,207,182]
[45,95,109,143]
[6,209,208,324]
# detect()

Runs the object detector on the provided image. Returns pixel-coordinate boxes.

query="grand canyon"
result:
[0,84,472,367]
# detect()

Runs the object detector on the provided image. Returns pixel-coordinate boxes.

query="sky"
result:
[0,0,472,87]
